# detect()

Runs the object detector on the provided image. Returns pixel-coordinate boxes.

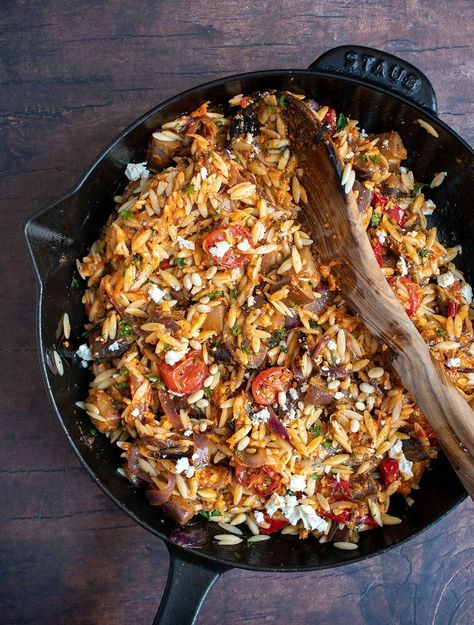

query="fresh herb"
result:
[322,438,333,449]
[289,300,297,307]
[241,340,250,354]
[310,425,322,436]
[90,427,97,436]
[172,257,186,269]
[436,328,447,338]
[311,473,322,481]
[309,319,318,329]
[286,489,295,496]
[182,182,196,195]
[112,400,121,409]
[116,380,129,393]
[269,328,285,348]
[70,275,79,289]
[146,375,159,383]
[230,288,238,300]
[203,387,213,399]
[370,213,381,227]
[120,209,133,221]
[280,344,288,353]
[117,320,137,339]
[132,253,141,265]
[199,510,220,520]
[208,290,224,301]
[336,112,348,132]
[162,343,171,351]
[418,248,430,258]
[231,325,241,336]
[369,154,382,165]
[119,367,128,377]
[413,181,427,196]
[146,374,166,389]
[265,105,276,116]
[277,94,286,109]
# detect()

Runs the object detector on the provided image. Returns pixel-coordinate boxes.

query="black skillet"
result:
[24,46,473,624]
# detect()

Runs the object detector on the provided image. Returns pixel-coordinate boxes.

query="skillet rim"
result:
[24,66,470,573]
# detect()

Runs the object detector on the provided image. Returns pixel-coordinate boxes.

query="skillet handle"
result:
[308,45,438,114]
[153,543,228,625]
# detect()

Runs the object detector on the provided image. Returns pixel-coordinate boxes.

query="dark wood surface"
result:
[2,1,473,624]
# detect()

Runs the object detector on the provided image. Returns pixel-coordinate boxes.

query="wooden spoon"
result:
[280,92,474,498]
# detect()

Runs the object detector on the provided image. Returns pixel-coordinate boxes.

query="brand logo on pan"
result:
[343,50,420,92]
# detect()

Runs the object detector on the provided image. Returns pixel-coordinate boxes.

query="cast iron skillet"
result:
[24,45,473,624]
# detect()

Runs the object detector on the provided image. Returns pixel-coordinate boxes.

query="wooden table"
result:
[2,1,473,623]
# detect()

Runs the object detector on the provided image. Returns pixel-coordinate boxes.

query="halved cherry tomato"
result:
[251,367,293,406]
[235,464,282,497]
[322,108,337,132]
[355,514,378,528]
[379,458,400,487]
[388,276,423,318]
[325,476,351,502]
[239,96,250,108]
[447,301,460,318]
[159,259,172,270]
[321,509,352,523]
[417,420,437,445]
[260,515,288,534]
[372,240,386,267]
[386,205,405,227]
[203,225,253,268]
[159,350,208,395]
[372,191,388,208]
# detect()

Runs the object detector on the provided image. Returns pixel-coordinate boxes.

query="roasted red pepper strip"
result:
[372,240,385,267]
[447,301,460,318]
[372,191,388,208]
[325,476,351,502]
[259,515,288,534]
[356,514,379,528]
[379,458,400,487]
[322,108,337,132]
[387,205,405,227]
[321,509,352,523]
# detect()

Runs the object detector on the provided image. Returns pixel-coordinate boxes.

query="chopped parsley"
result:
[370,213,381,227]
[310,425,322,436]
[208,290,224,301]
[116,380,129,393]
[162,343,171,351]
[117,320,137,339]
[336,112,348,132]
[203,386,213,399]
[231,325,241,336]
[132,253,141,265]
[172,257,186,269]
[70,275,79,289]
[146,374,166,389]
[309,319,318,329]
[119,209,133,221]
[90,427,97,436]
[241,340,250,354]
[369,154,382,165]
[199,510,220,520]
[322,438,333,449]
[269,328,285,348]
[413,181,427,196]
[230,288,238,300]
[286,489,295,496]
[436,328,447,338]
[311,473,322,481]
[280,344,288,353]
[182,182,196,195]
[418,248,430,258]
[265,105,276,116]
[277,94,286,109]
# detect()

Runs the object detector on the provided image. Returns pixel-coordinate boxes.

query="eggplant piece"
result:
[149,310,181,333]
[353,180,373,214]
[87,388,121,432]
[88,326,130,361]
[352,153,380,180]
[202,304,225,333]
[302,289,333,316]
[402,438,437,461]
[349,475,377,500]
[382,173,408,197]
[327,522,352,543]
[147,133,182,169]
[305,380,333,406]
[371,131,407,165]
[162,496,196,525]
[208,342,234,364]
[229,100,261,140]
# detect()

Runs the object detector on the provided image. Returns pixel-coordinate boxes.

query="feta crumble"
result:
[289,388,298,400]
[461,283,473,304]
[177,236,195,250]
[164,350,187,366]
[389,439,413,479]
[265,493,330,532]
[447,357,460,368]
[200,166,208,180]
[175,457,195,478]
[237,238,251,252]
[131,408,140,417]
[209,240,232,258]
[254,510,265,524]
[76,344,93,361]
[125,162,150,181]
[250,407,270,425]
[247,295,256,307]
[149,284,166,304]
[327,340,337,351]
[289,475,306,492]
[109,341,120,352]
[437,271,455,288]
[183,429,192,437]
[334,391,344,400]
[397,256,408,277]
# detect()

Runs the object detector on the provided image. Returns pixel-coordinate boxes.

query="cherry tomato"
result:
[240,96,250,108]
[447,301,460,318]
[321,509,352,523]
[388,276,423,318]
[190,103,208,118]
[259,515,288,534]
[159,259,172,270]
[372,191,388,208]
[159,350,208,395]
[251,367,293,406]
[386,205,405,227]
[355,514,378,528]
[322,108,337,132]
[235,464,282,497]
[203,225,253,268]
[379,458,400,488]
[325,476,351,502]
[372,240,386,267]
[417,421,437,445]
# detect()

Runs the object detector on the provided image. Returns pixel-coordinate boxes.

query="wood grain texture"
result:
[1,1,473,624]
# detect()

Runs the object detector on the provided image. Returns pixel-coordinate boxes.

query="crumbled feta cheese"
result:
[245,132,254,144]
[389,439,403,457]
[466,373,474,385]
[397,256,408,277]
[237,238,251,252]
[183,429,192,437]
[400,166,408,173]
[398,455,414,479]
[334,391,344,400]
[250,407,271,425]
[131,408,140,417]
[289,475,306,492]
[149,284,166,303]
[200,166,208,180]
[109,341,120,352]
[254,510,265,524]
[247,295,256,307]
[360,129,368,138]
[177,236,195,250]
[125,162,150,181]
[81,360,89,368]
[76,344,93,361]
[422,200,435,216]
[164,350,187,366]
[209,240,232,258]
[266,493,330,532]
[461,283,473,304]
[377,231,386,244]
[287,388,297,401]
[447,357,460,368]
[327,340,337,351]
[299,505,330,532]
[175,457,195,477]
[265,493,285,517]
[287,408,297,421]
[437,271,455,288]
